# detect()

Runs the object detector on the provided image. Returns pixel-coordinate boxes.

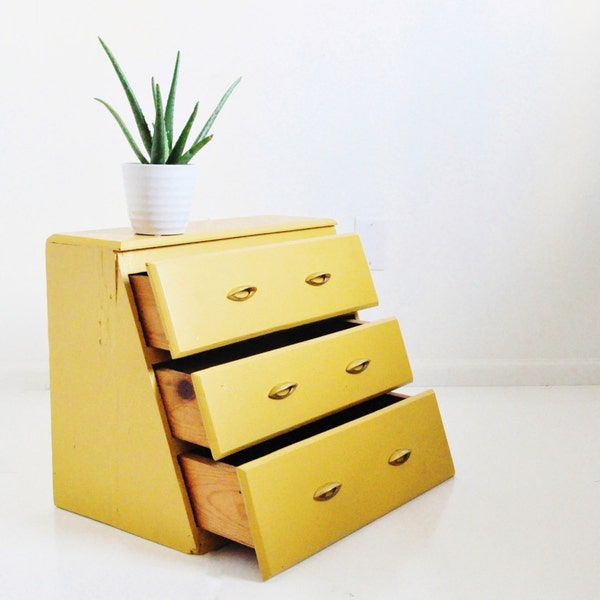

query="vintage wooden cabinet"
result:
[46,215,454,580]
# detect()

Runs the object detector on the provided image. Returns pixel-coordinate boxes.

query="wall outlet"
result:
[354,217,387,270]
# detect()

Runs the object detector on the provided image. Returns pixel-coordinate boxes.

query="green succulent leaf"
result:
[94,98,149,163]
[191,76,242,147]
[97,38,241,165]
[167,102,199,164]
[98,37,152,155]
[165,51,180,153]
[150,81,169,164]
[179,134,213,165]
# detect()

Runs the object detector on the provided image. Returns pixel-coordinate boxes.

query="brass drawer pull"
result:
[313,482,342,501]
[227,285,257,302]
[305,272,331,286]
[388,449,412,466]
[345,358,371,374]
[268,382,298,400]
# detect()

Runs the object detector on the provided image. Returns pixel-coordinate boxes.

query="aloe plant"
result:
[95,37,240,164]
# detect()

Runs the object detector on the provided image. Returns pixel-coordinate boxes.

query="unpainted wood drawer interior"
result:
[129,273,169,350]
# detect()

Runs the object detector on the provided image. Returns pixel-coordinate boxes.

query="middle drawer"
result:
[156,317,412,459]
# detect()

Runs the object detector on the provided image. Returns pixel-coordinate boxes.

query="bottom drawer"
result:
[180,389,454,579]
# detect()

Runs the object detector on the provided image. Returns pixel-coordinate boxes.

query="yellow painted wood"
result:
[125,223,339,351]
[46,239,221,554]
[48,216,455,581]
[120,224,338,286]
[46,216,339,555]
[192,318,413,458]
[47,215,337,251]
[146,233,378,358]
[236,390,455,579]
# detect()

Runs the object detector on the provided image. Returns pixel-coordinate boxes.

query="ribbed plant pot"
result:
[122,163,198,235]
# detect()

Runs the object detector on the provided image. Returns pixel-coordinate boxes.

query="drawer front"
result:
[193,318,412,458]
[145,233,377,357]
[236,390,454,579]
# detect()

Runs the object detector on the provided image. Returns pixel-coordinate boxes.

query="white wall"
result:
[1,1,598,385]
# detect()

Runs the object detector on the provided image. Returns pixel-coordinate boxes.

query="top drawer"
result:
[130,233,378,358]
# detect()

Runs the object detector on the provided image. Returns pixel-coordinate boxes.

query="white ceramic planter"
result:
[122,163,198,235]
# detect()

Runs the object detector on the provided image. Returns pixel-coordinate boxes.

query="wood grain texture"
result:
[180,454,253,548]
[155,368,209,446]
[130,274,169,350]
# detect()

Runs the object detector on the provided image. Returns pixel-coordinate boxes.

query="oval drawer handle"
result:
[268,382,298,400]
[227,285,257,302]
[305,272,331,286]
[388,449,412,466]
[345,358,371,374]
[313,482,342,501]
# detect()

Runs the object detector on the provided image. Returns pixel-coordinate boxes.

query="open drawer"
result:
[179,389,455,580]
[155,316,412,458]
[130,233,378,358]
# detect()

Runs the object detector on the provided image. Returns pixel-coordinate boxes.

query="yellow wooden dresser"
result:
[46,215,454,580]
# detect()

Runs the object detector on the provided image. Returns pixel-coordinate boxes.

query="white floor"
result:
[1,373,599,600]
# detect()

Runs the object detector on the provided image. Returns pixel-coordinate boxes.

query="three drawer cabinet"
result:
[47,215,454,580]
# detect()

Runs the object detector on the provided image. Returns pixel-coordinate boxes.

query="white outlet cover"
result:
[354,217,387,270]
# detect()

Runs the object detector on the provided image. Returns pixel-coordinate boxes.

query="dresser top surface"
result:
[47,215,337,251]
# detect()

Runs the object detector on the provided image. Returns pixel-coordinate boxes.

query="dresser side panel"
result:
[47,240,215,553]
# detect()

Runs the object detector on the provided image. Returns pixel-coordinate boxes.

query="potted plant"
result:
[95,37,241,235]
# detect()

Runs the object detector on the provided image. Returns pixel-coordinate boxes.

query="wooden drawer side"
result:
[130,273,169,350]
[180,454,253,548]
[155,368,210,447]
[180,390,454,579]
